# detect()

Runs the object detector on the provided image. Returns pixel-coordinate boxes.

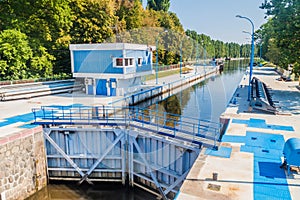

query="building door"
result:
[110,78,117,96]
[96,79,107,96]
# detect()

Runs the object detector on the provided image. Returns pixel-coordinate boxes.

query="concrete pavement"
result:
[177,66,300,200]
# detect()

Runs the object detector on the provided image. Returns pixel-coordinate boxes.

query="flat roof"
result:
[69,43,156,51]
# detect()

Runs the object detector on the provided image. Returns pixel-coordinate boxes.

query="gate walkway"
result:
[32,106,221,149]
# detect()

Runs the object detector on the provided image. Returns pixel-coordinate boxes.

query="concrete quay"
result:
[0,126,47,200]
[177,67,300,200]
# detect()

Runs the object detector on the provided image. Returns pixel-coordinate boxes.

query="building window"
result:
[125,58,129,66]
[114,58,134,67]
[116,58,123,66]
[138,58,143,66]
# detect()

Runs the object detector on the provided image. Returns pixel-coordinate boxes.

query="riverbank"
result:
[177,66,300,199]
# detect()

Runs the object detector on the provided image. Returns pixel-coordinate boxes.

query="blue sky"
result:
[145,0,267,44]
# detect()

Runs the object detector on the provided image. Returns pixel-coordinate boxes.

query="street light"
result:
[242,30,251,36]
[236,15,255,101]
[155,30,168,84]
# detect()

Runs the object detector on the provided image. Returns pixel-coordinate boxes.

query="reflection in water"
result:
[26,182,157,200]
[154,60,247,123]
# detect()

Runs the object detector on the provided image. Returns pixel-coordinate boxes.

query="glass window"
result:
[125,59,129,66]
[116,58,123,66]
[138,58,142,66]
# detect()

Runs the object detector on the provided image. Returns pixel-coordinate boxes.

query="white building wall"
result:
[118,77,142,96]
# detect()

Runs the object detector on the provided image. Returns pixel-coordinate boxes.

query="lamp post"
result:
[236,15,255,101]
[195,43,199,74]
[155,30,168,84]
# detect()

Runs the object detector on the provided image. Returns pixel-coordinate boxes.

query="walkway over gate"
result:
[32,106,221,149]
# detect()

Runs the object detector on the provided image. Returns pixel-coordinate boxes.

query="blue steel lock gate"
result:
[32,106,221,199]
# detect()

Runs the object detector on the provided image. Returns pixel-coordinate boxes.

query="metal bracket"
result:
[132,138,168,200]
[43,129,93,185]
[78,131,124,184]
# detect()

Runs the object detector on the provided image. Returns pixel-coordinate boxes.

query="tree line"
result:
[0,0,256,81]
[258,0,299,75]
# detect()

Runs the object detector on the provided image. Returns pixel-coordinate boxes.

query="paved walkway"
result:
[145,65,215,85]
[177,67,300,200]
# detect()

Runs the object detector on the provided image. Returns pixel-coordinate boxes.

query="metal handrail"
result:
[32,106,221,147]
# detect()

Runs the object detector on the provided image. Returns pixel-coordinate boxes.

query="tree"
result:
[30,46,55,78]
[115,0,144,30]
[0,0,73,76]
[70,0,115,44]
[0,30,32,80]
[147,0,170,12]
[260,0,300,74]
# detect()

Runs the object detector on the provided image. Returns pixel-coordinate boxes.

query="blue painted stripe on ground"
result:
[231,118,294,132]
[245,132,285,150]
[205,146,232,158]
[240,145,283,160]
[231,119,249,124]
[18,124,40,129]
[221,135,245,143]
[239,131,291,200]
[0,104,82,128]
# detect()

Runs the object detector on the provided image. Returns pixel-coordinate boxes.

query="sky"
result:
[147,0,267,44]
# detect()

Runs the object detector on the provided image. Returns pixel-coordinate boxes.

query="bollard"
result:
[212,172,218,181]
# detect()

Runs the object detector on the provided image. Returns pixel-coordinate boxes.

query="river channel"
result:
[26,59,247,200]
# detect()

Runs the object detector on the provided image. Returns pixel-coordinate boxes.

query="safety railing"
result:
[130,107,221,141]
[32,106,221,149]
[32,105,130,126]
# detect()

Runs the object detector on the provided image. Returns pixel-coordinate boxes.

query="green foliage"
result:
[259,0,300,74]
[0,30,32,80]
[116,0,144,30]
[147,0,170,12]
[30,46,55,78]
[70,0,115,43]
[186,29,243,59]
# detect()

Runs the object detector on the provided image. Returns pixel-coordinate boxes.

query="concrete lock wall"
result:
[0,126,47,200]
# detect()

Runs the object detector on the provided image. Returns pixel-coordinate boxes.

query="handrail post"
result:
[79,107,82,121]
[62,106,64,120]
[52,109,54,124]
[174,121,176,136]
[32,109,36,123]
[69,109,72,124]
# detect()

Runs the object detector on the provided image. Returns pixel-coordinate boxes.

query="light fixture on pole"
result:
[236,15,255,101]
[155,30,168,84]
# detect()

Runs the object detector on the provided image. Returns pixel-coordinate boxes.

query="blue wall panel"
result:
[73,50,123,74]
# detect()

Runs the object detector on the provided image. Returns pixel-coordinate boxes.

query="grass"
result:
[145,67,192,81]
